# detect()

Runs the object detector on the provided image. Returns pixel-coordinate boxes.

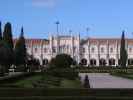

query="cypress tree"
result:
[2,22,14,70]
[14,27,27,66]
[120,31,127,67]
[0,22,2,40]
[3,22,14,50]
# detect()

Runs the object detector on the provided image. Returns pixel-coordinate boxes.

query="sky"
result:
[0,0,133,39]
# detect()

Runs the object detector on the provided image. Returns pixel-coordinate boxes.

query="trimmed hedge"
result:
[46,68,78,80]
[76,68,133,73]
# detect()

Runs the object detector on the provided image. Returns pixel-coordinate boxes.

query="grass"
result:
[60,78,82,88]
[11,73,82,88]
[13,74,43,88]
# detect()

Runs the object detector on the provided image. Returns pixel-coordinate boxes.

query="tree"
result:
[0,22,2,40]
[14,27,27,66]
[120,31,127,67]
[0,40,13,74]
[3,22,14,66]
[49,54,75,68]
[48,54,78,79]
[83,75,90,88]
[3,22,14,50]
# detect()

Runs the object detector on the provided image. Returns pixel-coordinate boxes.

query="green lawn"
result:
[60,79,82,88]
[11,74,82,88]
[13,74,43,88]
[110,73,133,80]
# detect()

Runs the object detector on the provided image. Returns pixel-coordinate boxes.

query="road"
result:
[79,73,133,88]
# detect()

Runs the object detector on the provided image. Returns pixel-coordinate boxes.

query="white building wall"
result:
[25,35,133,66]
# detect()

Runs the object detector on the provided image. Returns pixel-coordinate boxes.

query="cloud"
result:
[32,0,58,8]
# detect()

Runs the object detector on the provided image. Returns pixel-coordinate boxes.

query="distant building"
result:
[14,34,133,66]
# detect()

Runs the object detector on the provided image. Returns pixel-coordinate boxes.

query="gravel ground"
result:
[79,73,133,88]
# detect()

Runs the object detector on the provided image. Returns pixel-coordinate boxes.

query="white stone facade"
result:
[22,35,133,66]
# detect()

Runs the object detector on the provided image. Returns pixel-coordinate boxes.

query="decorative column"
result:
[31,40,33,56]
[71,35,74,58]
[88,39,90,66]
[126,39,128,66]
[49,35,53,58]
[97,41,100,66]
[116,40,119,66]
[40,40,43,65]
[77,34,80,64]
[106,40,109,66]
[57,35,60,55]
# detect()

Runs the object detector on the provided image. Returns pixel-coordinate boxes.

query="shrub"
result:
[15,65,27,72]
[49,54,76,69]
[47,68,78,80]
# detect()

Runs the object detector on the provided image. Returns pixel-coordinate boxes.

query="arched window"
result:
[128,59,133,65]
[81,58,87,65]
[90,59,96,66]
[99,59,106,66]
[43,59,49,65]
[109,58,115,65]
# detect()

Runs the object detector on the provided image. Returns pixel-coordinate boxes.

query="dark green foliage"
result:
[48,54,78,79]
[0,41,13,73]
[3,22,14,50]
[83,75,90,88]
[0,22,2,40]
[47,68,78,80]
[0,72,35,84]
[120,31,128,67]
[49,54,75,68]
[14,27,27,66]
[14,65,27,72]
[3,22,14,66]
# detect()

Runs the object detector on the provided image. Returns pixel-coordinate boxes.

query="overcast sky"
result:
[0,0,133,39]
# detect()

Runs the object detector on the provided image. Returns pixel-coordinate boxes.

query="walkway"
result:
[79,73,133,88]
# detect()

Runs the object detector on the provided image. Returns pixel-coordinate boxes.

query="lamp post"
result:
[55,21,60,35]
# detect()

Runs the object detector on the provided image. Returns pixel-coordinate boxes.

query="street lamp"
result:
[55,21,60,35]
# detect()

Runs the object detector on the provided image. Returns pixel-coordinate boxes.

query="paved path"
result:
[79,73,133,88]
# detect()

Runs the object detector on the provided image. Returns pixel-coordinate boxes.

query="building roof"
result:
[80,38,133,45]
[13,38,49,45]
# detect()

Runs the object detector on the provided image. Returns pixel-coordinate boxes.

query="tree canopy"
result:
[49,54,75,68]
[14,27,27,65]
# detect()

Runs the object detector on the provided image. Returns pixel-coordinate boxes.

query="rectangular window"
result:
[52,47,56,53]
[44,48,47,53]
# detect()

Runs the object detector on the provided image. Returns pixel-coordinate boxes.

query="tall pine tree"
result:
[3,22,14,50]
[2,22,14,68]
[14,27,27,65]
[0,22,2,40]
[120,31,127,67]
